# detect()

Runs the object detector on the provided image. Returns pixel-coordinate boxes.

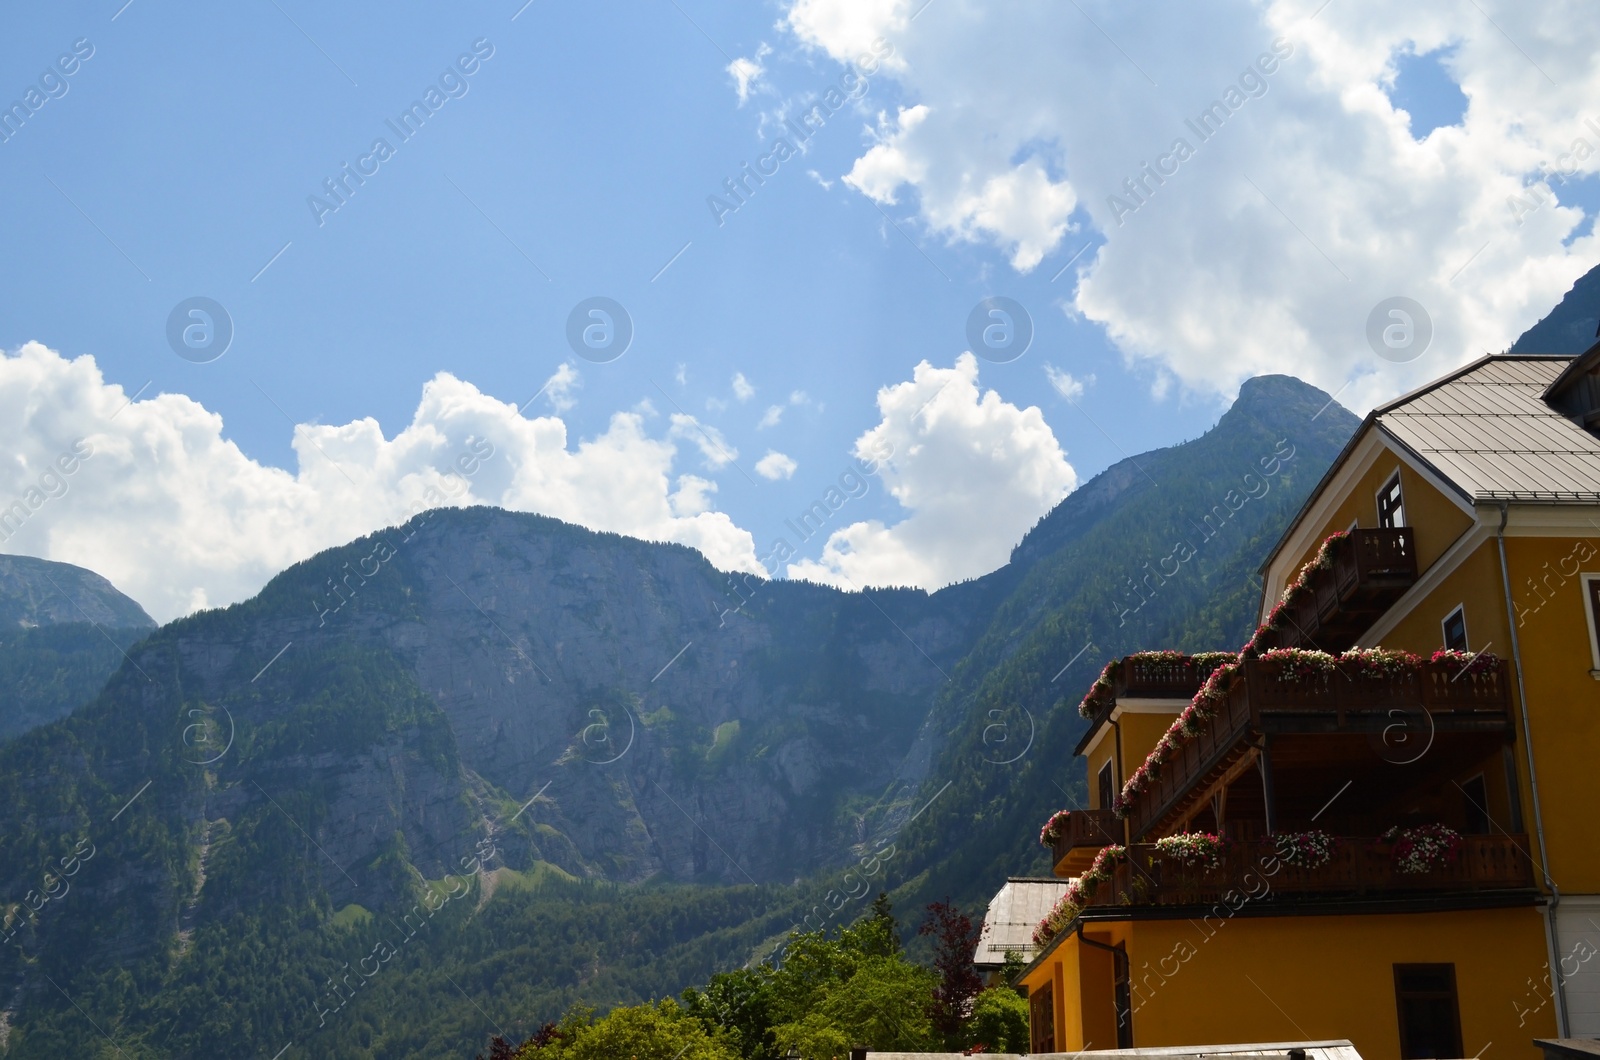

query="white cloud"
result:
[541,362,580,412]
[787,0,1600,407]
[755,451,798,480]
[0,343,763,622]
[787,353,1075,589]
[1044,365,1090,400]
[758,404,785,429]
[727,43,772,104]
[668,413,740,470]
[732,372,756,401]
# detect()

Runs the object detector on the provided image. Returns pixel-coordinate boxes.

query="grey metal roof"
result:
[973,877,1070,967]
[1377,355,1600,501]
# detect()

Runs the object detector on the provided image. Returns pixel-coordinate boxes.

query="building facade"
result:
[1016,351,1600,1060]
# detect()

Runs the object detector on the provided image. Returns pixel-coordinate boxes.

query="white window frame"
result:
[1376,469,1406,529]
[1441,604,1469,652]
[1581,573,1600,678]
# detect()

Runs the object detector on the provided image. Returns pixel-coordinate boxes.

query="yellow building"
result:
[1016,350,1600,1060]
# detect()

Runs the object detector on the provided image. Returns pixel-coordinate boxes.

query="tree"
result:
[683,966,779,1060]
[521,999,738,1060]
[771,955,939,1057]
[967,986,1030,1053]
[918,899,983,1045]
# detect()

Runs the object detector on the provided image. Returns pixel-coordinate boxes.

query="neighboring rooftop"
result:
[973,877,1071,970]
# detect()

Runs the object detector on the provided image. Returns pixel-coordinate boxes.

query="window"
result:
[1584,574,1600,675]
[1097,762,1115,811]
[1441,606,1468,652]
[1394,964,1463,1059]
[1378,472,1406,529]
[1461,774,1489,835]
[1030,981,1055,1053]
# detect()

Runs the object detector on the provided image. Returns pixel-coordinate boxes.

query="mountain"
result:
[881,375,1359,924]
[0,554,154,631]
[0,377,1357,1058]
[1509,259,1600,353]
[0,555,155,743]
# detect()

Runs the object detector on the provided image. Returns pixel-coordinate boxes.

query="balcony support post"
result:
[1259,736,1278,835]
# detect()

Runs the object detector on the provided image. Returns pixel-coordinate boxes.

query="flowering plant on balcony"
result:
[1271,829,1338,870]
[1153,831,1228,870]
[1381,823,1462,874]
[1191,651,1238,676]
[1039,809,1074,847]
[1077,658,1123,719]
[1033,891,1081,948]
[1430,649,1500,677]
[1032,845,1127,948]
[1080,844,1126,892]
[1257,532,1349,635]
[1344,647,1422,678]
[1115,658,1240,818]
[1259,647,1338,681]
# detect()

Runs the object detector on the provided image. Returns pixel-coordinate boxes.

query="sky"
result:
[2,0,1598,622]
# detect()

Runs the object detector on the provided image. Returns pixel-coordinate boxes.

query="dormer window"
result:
[1378,473,1406,529]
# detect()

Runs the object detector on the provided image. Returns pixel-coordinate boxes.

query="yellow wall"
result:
[1024,905,1556,1060]
[1502,535,1600,894]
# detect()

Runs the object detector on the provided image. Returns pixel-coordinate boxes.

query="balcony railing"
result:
[1124,655,1513,839]
[1086,833,1535,910]
[1050,808,1122,874]
[1262,527,1417,652]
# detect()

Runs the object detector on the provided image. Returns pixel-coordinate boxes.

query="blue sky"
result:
[3,0,1597,620]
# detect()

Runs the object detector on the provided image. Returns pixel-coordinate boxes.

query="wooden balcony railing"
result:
[1050,808,1121,873]
[1087,834,1535,910]
[1263,527,1417,652]
[1124,656,1513,839]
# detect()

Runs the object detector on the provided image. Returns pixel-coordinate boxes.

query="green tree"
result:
[526,999,736,1060]
[682,966,779,1060]
[966,986,1030,1053]
[771,955,938,1056]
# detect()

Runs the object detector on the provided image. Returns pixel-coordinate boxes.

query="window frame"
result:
[1441,605,1468,652]
[1395,960,1465,1060]
[1097,761,1115,811]
[1393,962,1463,1060]
[1377,470,1406,530]
[1581,573,1600,677]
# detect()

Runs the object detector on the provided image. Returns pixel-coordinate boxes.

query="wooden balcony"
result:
[1086,833,1535,911]
[1050,809,1122,876]
[1124,655,1514,840]
[1261,528,1418,652]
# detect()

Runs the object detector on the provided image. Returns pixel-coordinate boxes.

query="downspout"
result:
[1497,501,1568,1036]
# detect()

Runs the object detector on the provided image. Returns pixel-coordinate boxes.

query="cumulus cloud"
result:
[755,451,798,480]
[727,43,771,104]
[757,389,812,430]
[668,414,740,470]
[1044,365,1091,400]
[0,343,763,622]
[786,0,1600,407]
[787,353,1075,589]
[732,372,755,401]
[541,362,580,412]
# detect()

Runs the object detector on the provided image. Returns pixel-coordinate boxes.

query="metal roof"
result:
[973,877,1071,967]
[1376,355,1600,502]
